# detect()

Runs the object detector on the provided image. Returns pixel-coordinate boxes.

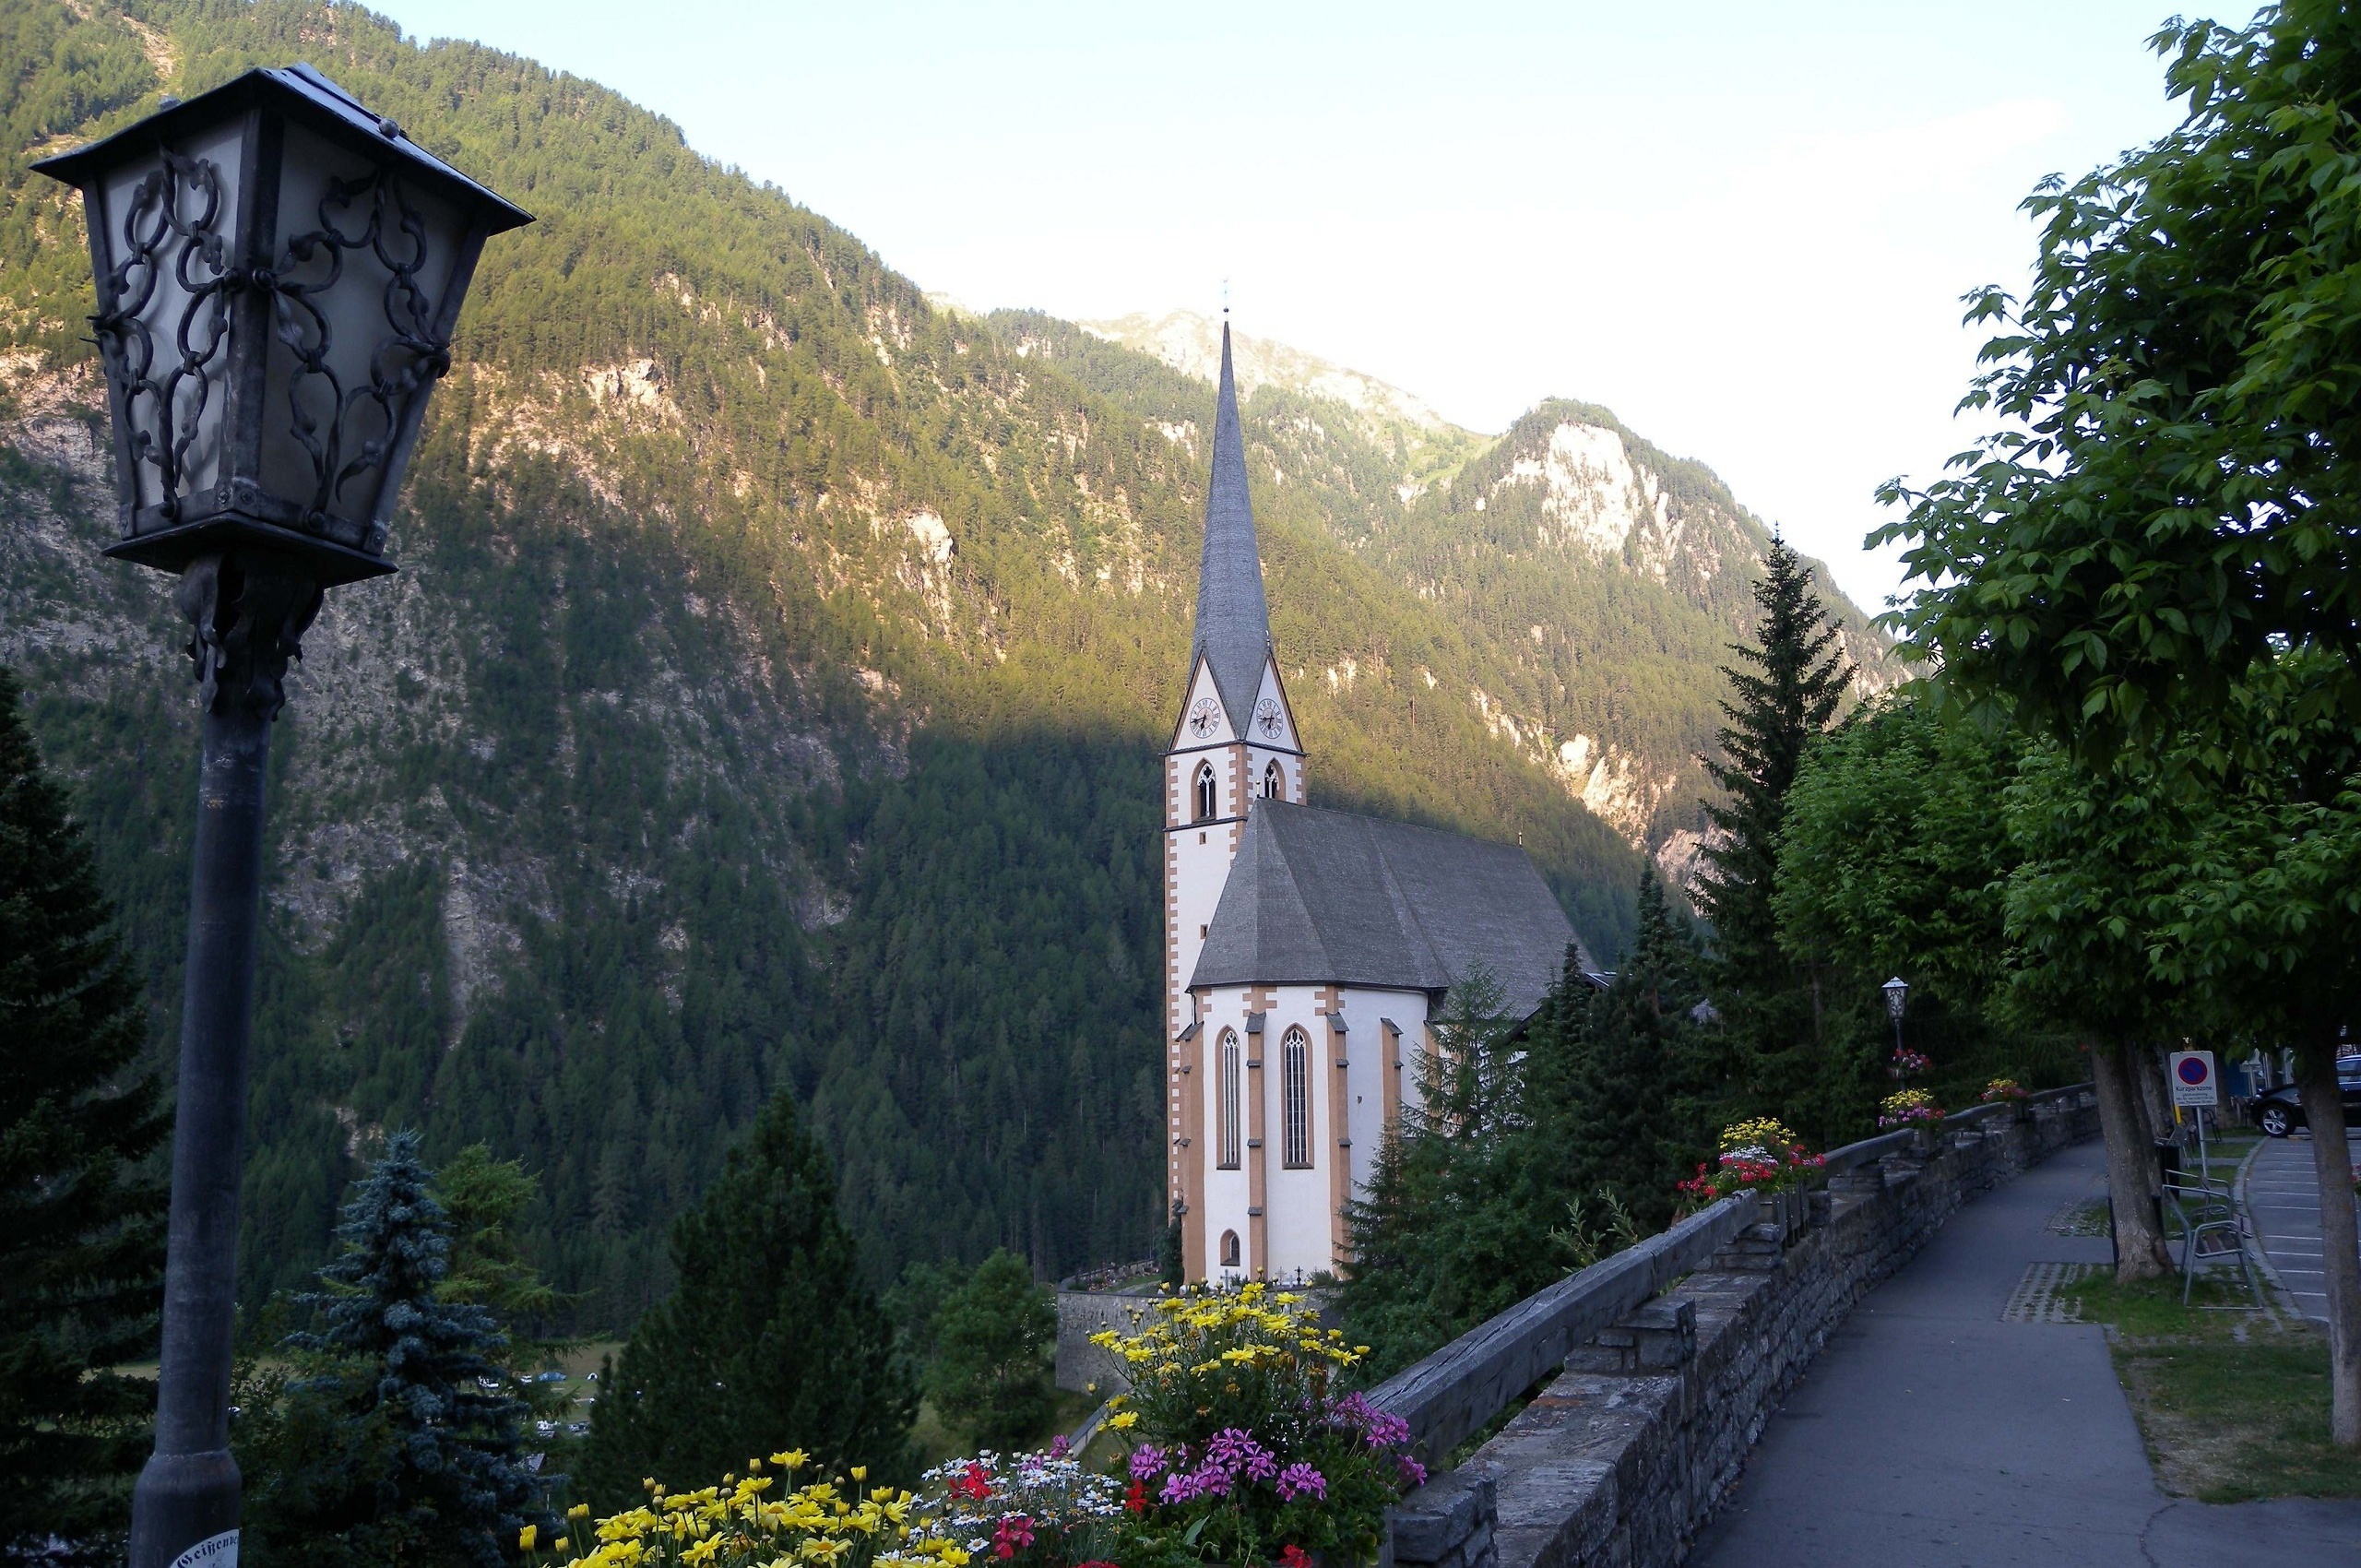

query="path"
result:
[2246,1128,2361,1324]
[1685,1138,2361,1567]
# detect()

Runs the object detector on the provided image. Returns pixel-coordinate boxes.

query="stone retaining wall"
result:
[1054,1290,1140,1394]
[1384,1094,2098,1568]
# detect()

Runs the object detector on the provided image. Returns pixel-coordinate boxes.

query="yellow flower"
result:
[1107,1410,1139,1430]
[775,1450,810,1471]
[570,1504,593,1521]
[553,1540,568,1555]
[520,1524,540,1551]
[851,1467,868,1482]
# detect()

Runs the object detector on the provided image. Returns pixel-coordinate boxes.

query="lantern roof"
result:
[32,63,532,232]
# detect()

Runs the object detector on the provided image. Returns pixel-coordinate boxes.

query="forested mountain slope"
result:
[0,0,1880,1327]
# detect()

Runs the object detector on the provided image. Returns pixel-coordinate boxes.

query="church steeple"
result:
[1192,321,1273,725]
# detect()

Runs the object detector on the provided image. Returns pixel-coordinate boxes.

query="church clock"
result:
[1255,697,1284,739]
[1188,696,1221,738]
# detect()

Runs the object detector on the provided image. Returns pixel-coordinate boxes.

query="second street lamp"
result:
[1883,975,1910,1065]
[33,63,528,1568]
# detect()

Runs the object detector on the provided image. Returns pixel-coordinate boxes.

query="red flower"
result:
[993,1516,1036,1560]
[1280,1546,1313,1568]
[951,1462,991,1503]
[1124,1479,1148,1515]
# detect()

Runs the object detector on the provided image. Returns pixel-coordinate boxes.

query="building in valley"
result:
[1164,322,1595,1283]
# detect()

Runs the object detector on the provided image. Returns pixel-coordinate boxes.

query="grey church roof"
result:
[1192,323,1274,725]
[1191,802,1591,1017]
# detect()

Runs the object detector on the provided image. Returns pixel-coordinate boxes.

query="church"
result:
[1164,324,1595,1284]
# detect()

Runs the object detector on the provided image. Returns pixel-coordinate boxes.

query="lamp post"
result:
[34,65,527,1568]
[1883,975,1909,1066]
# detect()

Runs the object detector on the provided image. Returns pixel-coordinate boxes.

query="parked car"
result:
[2251,1058,2361,1136]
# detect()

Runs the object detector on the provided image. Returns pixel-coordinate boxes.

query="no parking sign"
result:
[2170,1050,2219,1109]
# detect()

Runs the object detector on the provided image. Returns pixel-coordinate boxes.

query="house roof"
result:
[1191,322,1273,726]
[1190,802,1590,1017]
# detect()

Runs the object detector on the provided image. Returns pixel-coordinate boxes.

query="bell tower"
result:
[1164,319,1303,1281]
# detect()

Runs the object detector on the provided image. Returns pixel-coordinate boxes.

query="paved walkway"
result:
[2245,1129,2361,1324]
[1687,1139,2361,1567]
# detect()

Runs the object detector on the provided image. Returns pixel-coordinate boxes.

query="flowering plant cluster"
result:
[1878,1088,1947,1130]
[521,1453,973,1568]
[1674,1117,1825,1204]
[1088,1283,1424,1565]
[923,1450,1125,1567]
[1978,1078,2028,1104]
[1890,1047,1933,1079]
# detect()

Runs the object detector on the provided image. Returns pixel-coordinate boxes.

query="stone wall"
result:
[1054,1290,1141,1394]
[1383,1094,2098,1568]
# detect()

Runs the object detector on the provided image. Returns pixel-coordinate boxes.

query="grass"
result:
[913,1387,1105,1467]
[2064,1271,2361,1503]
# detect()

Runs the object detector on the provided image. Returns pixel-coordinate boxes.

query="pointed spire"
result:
[1192,321,1272,725]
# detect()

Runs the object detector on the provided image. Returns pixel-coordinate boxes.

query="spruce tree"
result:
[1695,539,1849,1123]
[1555,868,1712,1230]
[579,1090,916,1504]
[0,666,168,1563]
[276,1131,547,1567]
[928,1249,1055,1452]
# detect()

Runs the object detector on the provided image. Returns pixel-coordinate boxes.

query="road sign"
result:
[2170,1050,2219,1109]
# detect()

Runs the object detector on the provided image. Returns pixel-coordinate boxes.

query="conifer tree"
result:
[1696,540,1849,1125]
[278,1130,547,1566]
[580,1091,916,1505]
[0,666,167,1563]
[1555,868,1711,1230]
[928,1249,1054,1452]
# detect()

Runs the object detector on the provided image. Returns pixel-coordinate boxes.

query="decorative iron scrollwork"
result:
[92,148,234,518]
[175,551,324,719]
[89,140,457,536]
[269,166,454,529]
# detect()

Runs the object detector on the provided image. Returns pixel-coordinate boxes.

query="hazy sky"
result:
[374,0,2204,612]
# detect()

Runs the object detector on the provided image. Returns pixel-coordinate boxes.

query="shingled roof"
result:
[1190,802,1590,1017]
[1191,322,1274,726]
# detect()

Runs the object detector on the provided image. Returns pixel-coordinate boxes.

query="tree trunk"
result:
[2093,1046,2172,1281]
[2135,1047,2174,1151]
[2296,1052,2361,1446]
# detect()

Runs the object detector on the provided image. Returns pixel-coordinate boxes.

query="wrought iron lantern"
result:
[33,64,530,585]
[1882,975,1909,1021]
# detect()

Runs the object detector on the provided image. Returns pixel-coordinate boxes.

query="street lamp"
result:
[35,64,528,1568]
[1882,975,1909,1063]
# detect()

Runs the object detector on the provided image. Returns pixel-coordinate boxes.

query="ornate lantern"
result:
[35,66,528,1568]
[1882,975,1909,1021]
[33,63,530,585]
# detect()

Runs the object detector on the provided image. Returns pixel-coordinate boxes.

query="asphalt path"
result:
[2245,1128,2361,1324]
[1686,1138,2361,1567]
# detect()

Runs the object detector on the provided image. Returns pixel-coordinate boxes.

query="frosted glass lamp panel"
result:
[98,124,246,510]
[260,122,465,532]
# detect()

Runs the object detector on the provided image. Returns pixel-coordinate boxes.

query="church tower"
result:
[1165,321,1303,1282]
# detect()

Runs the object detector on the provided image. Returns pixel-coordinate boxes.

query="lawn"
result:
[2065,1271,2361,1503]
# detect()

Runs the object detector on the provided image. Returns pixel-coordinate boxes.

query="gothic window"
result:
[1194,762,1217,823]
[1217,1030,1241,1170]
[1263,760,1284,800]
[1220,1229,1241,1268]
[1281,1027,1311,1168]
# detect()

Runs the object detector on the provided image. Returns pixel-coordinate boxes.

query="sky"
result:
[374,0,2204,612]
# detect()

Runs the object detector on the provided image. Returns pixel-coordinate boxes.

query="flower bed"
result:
[1877,1088,1947,1131]
[533,1286,1423,1568]
[1676,1117,1826,1206]
[1979,1077,2028,1104]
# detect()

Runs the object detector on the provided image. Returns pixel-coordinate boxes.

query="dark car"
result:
[2252,1058,2361,1137]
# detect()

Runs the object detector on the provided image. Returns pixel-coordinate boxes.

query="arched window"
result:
[1281,1027,1311,1168]
[1220,1229,1241,1268]
[1194,762,1217,823]
[1263,760,1284,800]
[1217,1030,1242,1170]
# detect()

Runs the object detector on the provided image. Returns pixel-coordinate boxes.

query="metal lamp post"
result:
[34,65,527,1568]
[1883,975,1909,1065]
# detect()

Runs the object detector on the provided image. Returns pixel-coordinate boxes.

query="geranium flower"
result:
[1275,1463,1326,1502]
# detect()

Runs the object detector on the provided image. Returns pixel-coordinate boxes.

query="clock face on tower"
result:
[1255,698,1284,739]
[1188,696,1221,738]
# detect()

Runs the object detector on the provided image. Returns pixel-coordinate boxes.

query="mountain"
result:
[0,0,1887,1327]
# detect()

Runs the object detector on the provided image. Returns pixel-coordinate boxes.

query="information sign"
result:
[2170,1049,2219,1110]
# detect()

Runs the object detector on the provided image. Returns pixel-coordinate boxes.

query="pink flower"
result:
[1275,1463,1327,1502]
[992,1516,1035,1560]
[1129,1443,1168,1481]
